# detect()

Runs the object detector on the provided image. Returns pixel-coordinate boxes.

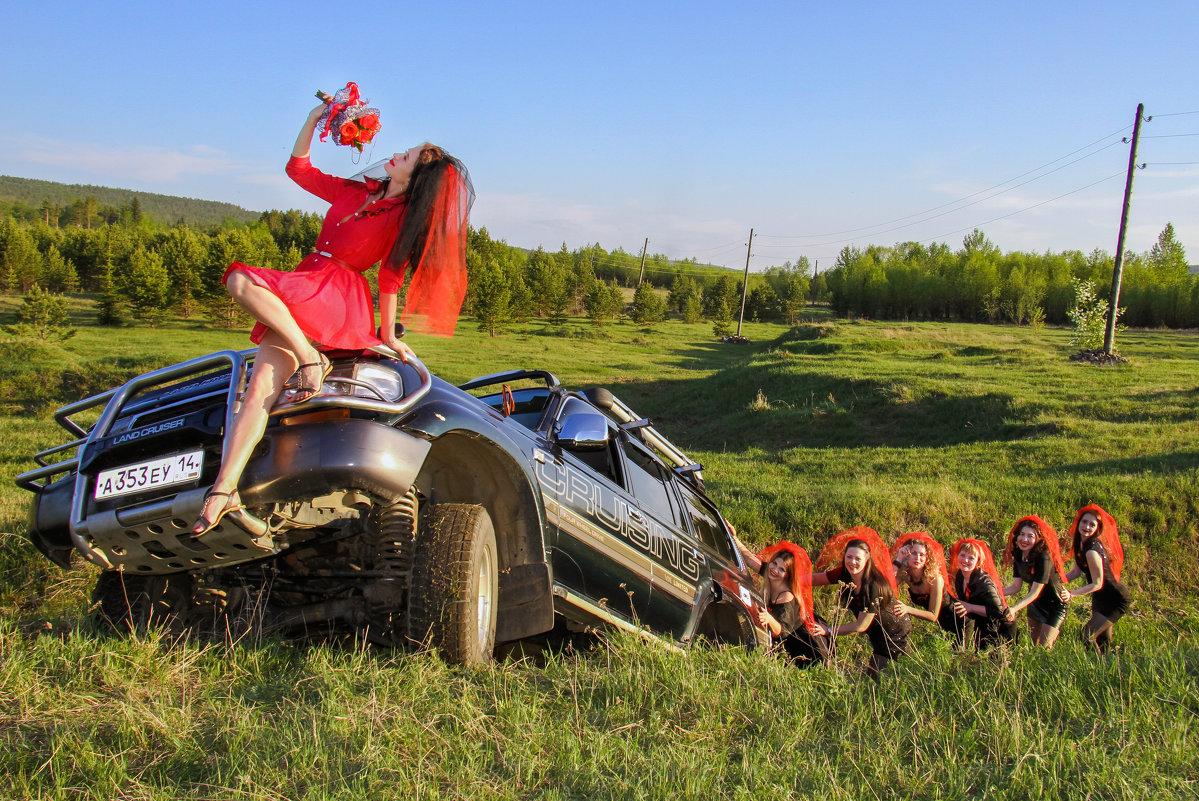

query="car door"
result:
[618,437,706,640]
[536,396,654,624]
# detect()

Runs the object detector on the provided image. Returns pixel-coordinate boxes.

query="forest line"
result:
[1,186,1193,334]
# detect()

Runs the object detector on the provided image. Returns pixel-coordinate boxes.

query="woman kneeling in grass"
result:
[891,531,962,642]
[809,527,910,677]
[1065,504,1131,653]
[733,533,831,668]
[1002,515,1071,648]
[949,538,1017,650]
[752,541,832,668]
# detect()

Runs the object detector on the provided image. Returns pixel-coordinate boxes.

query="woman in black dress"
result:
[948,538,1017,650]
[891,531,962,642]
[1065,504,1131,653]
[757,541,833,668]
[1002,515,1070,648]
[734,536,832,668]
[810,527,911,677]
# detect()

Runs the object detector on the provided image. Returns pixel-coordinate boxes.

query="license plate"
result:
[94,450,204,500]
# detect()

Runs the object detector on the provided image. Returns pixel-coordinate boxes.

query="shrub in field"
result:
[1067,278,1121,351]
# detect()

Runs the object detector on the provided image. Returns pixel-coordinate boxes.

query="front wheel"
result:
[408,504,498,665]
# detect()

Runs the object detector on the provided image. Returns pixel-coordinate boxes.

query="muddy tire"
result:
[408,504,498,665]
[92,571,196,635]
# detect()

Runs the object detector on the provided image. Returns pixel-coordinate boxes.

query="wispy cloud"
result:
[14,139,253,183]
[474,192,746,260]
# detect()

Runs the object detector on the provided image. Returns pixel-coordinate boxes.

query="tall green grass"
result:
[1,624,1195,799]
[1,307,1197,799]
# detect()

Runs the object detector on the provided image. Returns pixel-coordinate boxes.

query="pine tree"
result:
[585,279,623,326]
[126,246,171,325]
[42,245,79,292]
[631,281,666,324]
[471,258,513,336]
[4,226,42,292]
[6,285,76,341]
[96,258,125,326]
[712,300,733,337]
[1148,222,1188,280]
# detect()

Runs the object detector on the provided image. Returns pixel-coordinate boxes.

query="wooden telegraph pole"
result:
[636,238,648,286]
[736,228,754,337]
[1103,103,1147,356]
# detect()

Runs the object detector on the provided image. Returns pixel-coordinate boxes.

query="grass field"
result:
[1,305,1197,800]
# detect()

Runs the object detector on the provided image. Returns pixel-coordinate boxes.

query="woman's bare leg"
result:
[226,270,324,384]
[193,333,299,532]
[1083,613,1115,653]
[1039,624,1061,649]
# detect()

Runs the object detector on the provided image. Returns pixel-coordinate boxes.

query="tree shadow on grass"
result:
[586,361,1051,452]
[1036,450,1199,477]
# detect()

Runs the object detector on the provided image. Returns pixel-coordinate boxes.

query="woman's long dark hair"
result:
[387,146,469,277]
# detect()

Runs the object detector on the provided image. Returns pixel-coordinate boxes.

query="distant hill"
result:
[0,175,260,227]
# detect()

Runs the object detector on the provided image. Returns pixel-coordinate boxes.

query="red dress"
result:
[224,155,408,350]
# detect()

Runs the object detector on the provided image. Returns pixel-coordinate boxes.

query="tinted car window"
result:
[677,483,736,561]
[555,397,623,486]
[621,439,683,528]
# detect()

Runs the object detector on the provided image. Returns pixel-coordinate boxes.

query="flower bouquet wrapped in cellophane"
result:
[316,82,381,152]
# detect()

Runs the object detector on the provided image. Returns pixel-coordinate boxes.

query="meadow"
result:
[0,305,1196,800]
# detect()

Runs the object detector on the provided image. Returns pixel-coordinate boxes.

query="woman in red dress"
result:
[193,100,473,535]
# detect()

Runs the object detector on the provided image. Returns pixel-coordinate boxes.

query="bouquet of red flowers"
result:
[315,82,381,152]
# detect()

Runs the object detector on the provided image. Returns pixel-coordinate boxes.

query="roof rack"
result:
[583,388,704,488]
[459,369,560,393]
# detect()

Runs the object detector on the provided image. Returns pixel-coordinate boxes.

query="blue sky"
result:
[3,1,1196,270]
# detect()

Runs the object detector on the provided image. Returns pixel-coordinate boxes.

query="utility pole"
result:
[736,228,754,336]
[636,238,648,286]
[1104,103,1147,355]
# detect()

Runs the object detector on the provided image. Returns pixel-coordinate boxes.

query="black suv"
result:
[17,347,768,663]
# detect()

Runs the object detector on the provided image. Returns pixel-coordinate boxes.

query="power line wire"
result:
[752,145,1124,252]
[755,124,1131,241]
[922,170,1126,245]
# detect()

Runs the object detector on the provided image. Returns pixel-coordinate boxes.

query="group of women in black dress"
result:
[735,503,1131,676]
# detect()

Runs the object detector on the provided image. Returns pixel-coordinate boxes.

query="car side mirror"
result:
[554,413,609,451]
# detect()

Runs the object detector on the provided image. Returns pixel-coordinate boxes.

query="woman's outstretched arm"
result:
[293,103,330,159]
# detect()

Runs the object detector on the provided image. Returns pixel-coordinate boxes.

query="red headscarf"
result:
[1002,515,1068,584]
[892,531,949,590]
[757,540,815,626]
[948,538,1003,600]
[815,526,899,599]
[1065,503,1124,582]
